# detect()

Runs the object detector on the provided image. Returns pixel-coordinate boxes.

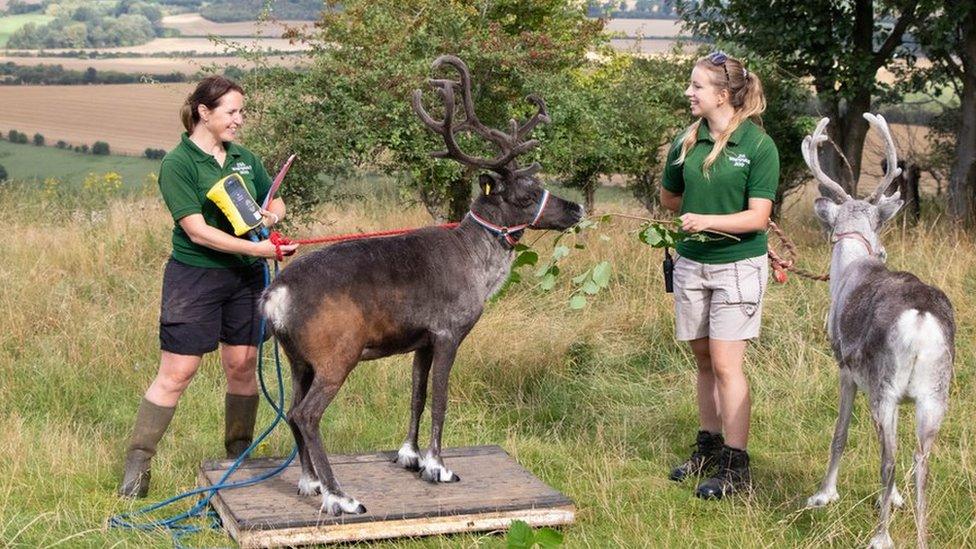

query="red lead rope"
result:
[268,223,460,262]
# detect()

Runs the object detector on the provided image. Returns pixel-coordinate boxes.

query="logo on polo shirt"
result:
[727,153,751,168]
[231,161,252,175]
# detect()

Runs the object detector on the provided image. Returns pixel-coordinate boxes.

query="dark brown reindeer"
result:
[261,55,583,515]
[802,114,955,549]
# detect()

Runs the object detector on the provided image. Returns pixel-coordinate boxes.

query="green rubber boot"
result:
[224,393,259,459]
[118,398,176,498]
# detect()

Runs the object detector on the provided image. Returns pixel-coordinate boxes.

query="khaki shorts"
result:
[673,254,768,341]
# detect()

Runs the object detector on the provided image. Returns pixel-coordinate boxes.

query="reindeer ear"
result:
[814,197,840,227]
[876,191,903,225]
[479,173,503,195]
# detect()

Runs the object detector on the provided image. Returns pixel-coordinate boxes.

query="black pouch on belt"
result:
[663,247,674,293]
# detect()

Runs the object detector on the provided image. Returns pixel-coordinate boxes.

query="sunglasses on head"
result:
[708,51,731,84]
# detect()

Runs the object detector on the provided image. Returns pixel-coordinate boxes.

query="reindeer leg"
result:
[807,371,857,507]
[913,399,945,549]
[290,374,366,516]
[420,340,460,483]
[287,363,319,496]
[395,346,432,471]
[868,400,898,549]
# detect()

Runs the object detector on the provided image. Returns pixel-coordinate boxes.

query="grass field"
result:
[3,36,307,56]
[0,140,159,187]
[0,13,53,47]
[0,177,974,548]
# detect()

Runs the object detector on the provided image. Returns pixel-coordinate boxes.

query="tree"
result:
[92,141,110,155]
[33,133,44,146]
[0,164,7,183]
[679,0,930,196]
[241,0,605,221]
[911,2,976,223]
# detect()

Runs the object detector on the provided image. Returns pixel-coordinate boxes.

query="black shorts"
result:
[159,258,270,355]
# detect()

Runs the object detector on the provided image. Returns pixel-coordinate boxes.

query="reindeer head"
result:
[803,114,904,258]
[411,55,583,238]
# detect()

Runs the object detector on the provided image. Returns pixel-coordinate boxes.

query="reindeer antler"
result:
[801,117,852,203]
[862,113,902,203]
[411,55,549,176]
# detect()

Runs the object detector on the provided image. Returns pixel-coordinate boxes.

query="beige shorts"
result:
[673,254,768,341]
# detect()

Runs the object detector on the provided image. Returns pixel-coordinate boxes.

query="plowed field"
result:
[0,83,192,155]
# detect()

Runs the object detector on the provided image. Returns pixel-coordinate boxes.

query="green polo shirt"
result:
[661,119,779,264]
[158,133,272,268]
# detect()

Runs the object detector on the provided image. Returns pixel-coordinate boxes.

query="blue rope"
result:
[108,258,297,546]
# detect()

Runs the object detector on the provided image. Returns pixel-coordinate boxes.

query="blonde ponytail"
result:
[674,54,767,176]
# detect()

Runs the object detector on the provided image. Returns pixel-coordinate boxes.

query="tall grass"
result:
[0,180,974,548]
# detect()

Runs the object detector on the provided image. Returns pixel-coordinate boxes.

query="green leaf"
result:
[506,520,533,549]
[571,269,590,284]
[639,226,663,247]
[540,273,557,291]
[535,527,564,548]
[514,243,530,252]
[512,250,539,269]
[591,261,612,287]
[582,280,600,295]
[552,245,570,260]
[569,294,587,309]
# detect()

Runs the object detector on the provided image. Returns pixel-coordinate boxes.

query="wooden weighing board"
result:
[197,445,575,548]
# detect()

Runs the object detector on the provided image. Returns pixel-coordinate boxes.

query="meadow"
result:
[0,13,52,47]
[0,140,159,186]
[0,173,973,548]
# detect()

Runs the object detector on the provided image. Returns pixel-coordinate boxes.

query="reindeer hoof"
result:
[806,490,839,508]
[321,492,367,516]
[867,531,893,549]
[420,464,460,483]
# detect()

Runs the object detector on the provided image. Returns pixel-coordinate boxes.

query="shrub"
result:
[7,130,28,144]
[0,164,7,182]
[56,140,68,149]
[92,141,110,155]
[144,148,166,160]
[33,133,44,146]
[77,144,89,154]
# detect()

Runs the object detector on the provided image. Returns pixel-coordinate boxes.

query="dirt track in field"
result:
[0,83,192,155]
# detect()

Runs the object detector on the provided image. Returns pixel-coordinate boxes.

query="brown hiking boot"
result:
[695,445,752,500]
[118,398,175,498]
[224,393,259,459]
[669,430,724,482]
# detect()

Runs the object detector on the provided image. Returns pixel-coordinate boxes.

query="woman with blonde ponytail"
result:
[660,51,779,500]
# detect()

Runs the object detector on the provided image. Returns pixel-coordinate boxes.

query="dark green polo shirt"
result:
[158,133,272,268]
[661,119,779,264]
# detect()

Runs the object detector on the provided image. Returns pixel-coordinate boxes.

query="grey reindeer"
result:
[260,55,584,515]
[802,114,955,549]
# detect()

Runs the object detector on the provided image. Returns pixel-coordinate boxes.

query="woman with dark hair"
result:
[118,75,298,498]
[661,52,779,500]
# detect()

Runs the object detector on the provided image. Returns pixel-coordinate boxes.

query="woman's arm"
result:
[661,187,683,213]
[679,198,772,234]
[260,197,287,227]
[179,214,297,258]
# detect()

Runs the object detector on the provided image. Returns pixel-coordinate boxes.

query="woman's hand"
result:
[680,213,713,233]
[259,208,280,228]
[252,239,298,259]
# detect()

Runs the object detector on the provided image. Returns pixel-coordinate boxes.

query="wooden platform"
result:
[197,445,575,548]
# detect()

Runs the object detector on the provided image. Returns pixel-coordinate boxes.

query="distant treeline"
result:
[7,2,166,49]
[0,62,187,85]
[200,0,326,22]
[2,0,44,15]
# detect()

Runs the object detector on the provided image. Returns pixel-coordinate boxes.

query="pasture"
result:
[0,82,191,156]
[0,140,158,187]
[0,177,974,548]
[0,13,53,47]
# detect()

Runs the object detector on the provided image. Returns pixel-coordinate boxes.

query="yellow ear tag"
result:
[484,183,491,195]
